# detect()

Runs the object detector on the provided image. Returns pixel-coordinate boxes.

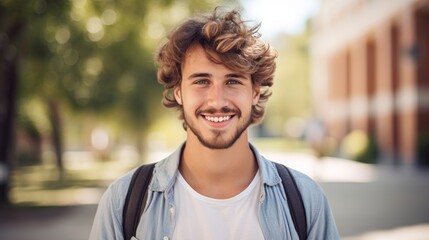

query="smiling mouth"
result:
[203,115,233,123]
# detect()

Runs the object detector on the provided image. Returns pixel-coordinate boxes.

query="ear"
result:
[252,86,260,105]
[174,86,182,105]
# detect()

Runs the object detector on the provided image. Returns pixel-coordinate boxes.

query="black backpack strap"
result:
[122,163,156,240]
[275,162,308,240]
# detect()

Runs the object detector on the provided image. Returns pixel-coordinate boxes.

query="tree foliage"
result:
[0,0,239,204]
[263,27,313,137]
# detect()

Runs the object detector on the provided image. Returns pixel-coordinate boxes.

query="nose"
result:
[207,84,228,109]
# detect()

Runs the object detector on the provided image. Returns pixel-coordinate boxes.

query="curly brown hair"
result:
[156,8,277,125]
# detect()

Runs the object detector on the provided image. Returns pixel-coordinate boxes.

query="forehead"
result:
[182,44,219,68]
[180,43,252,82]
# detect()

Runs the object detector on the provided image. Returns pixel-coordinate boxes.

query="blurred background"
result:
[1,0,429,239]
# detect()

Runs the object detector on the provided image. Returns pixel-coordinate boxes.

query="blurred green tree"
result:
[263,25,312,137]
[0,0,238,204]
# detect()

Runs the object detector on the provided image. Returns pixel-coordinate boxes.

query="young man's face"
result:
[174,44,260,149]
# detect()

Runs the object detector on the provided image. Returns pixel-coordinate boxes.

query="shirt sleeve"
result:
[306,187,340,240]
[291,170,340,240]
[89,181,126,240]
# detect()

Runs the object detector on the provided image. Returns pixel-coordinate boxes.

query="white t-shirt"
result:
[172,171,264,240]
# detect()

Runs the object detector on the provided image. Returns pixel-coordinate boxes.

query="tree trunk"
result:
[0,51,18,205]
[0,20,24,205]
[48,100,64,178]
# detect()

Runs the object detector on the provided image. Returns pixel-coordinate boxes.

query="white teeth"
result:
[205,116,231,123]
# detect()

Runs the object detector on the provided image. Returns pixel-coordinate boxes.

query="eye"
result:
[194,79,209,85]
[226,79,241,85]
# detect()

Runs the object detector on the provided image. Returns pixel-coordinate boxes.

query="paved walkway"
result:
[270,152,429,239]
[1,151,428,239]
[0,205,97,240]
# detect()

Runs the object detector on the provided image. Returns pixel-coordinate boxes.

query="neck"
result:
[179,130,258,198]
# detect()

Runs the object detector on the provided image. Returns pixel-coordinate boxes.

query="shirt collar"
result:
[149,142,281,192]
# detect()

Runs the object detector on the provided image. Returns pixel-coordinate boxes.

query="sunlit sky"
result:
[241,0,320,39]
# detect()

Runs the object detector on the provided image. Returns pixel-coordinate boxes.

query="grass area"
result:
[10,138,312,206]
[10,157,139,206]
[251,137,313,153]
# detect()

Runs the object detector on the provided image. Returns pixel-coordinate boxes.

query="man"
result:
[90,8,339,240]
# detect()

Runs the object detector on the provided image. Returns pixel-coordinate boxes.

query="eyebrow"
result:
[188,73,212,79]
[187,73,248,80]
[225,73,248,80]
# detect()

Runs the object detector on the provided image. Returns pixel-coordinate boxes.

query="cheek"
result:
[235,94,254,111]
[181,90,203,109]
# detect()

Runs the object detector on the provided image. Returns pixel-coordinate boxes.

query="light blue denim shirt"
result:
[90,143,339,240]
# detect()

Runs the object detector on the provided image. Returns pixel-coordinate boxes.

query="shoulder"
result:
[287,167,326,206]
[100,167,140,208]
[266,161,339,237]
[287,168,321,195]
[90,167,141,239]
[286,168,340,237]
[287,167,334,226]
[110,167,139,191]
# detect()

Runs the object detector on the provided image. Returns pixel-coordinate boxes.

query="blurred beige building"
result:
[311,0,429,165]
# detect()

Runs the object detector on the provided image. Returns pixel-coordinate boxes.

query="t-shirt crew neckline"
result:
[176,170,260,205]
